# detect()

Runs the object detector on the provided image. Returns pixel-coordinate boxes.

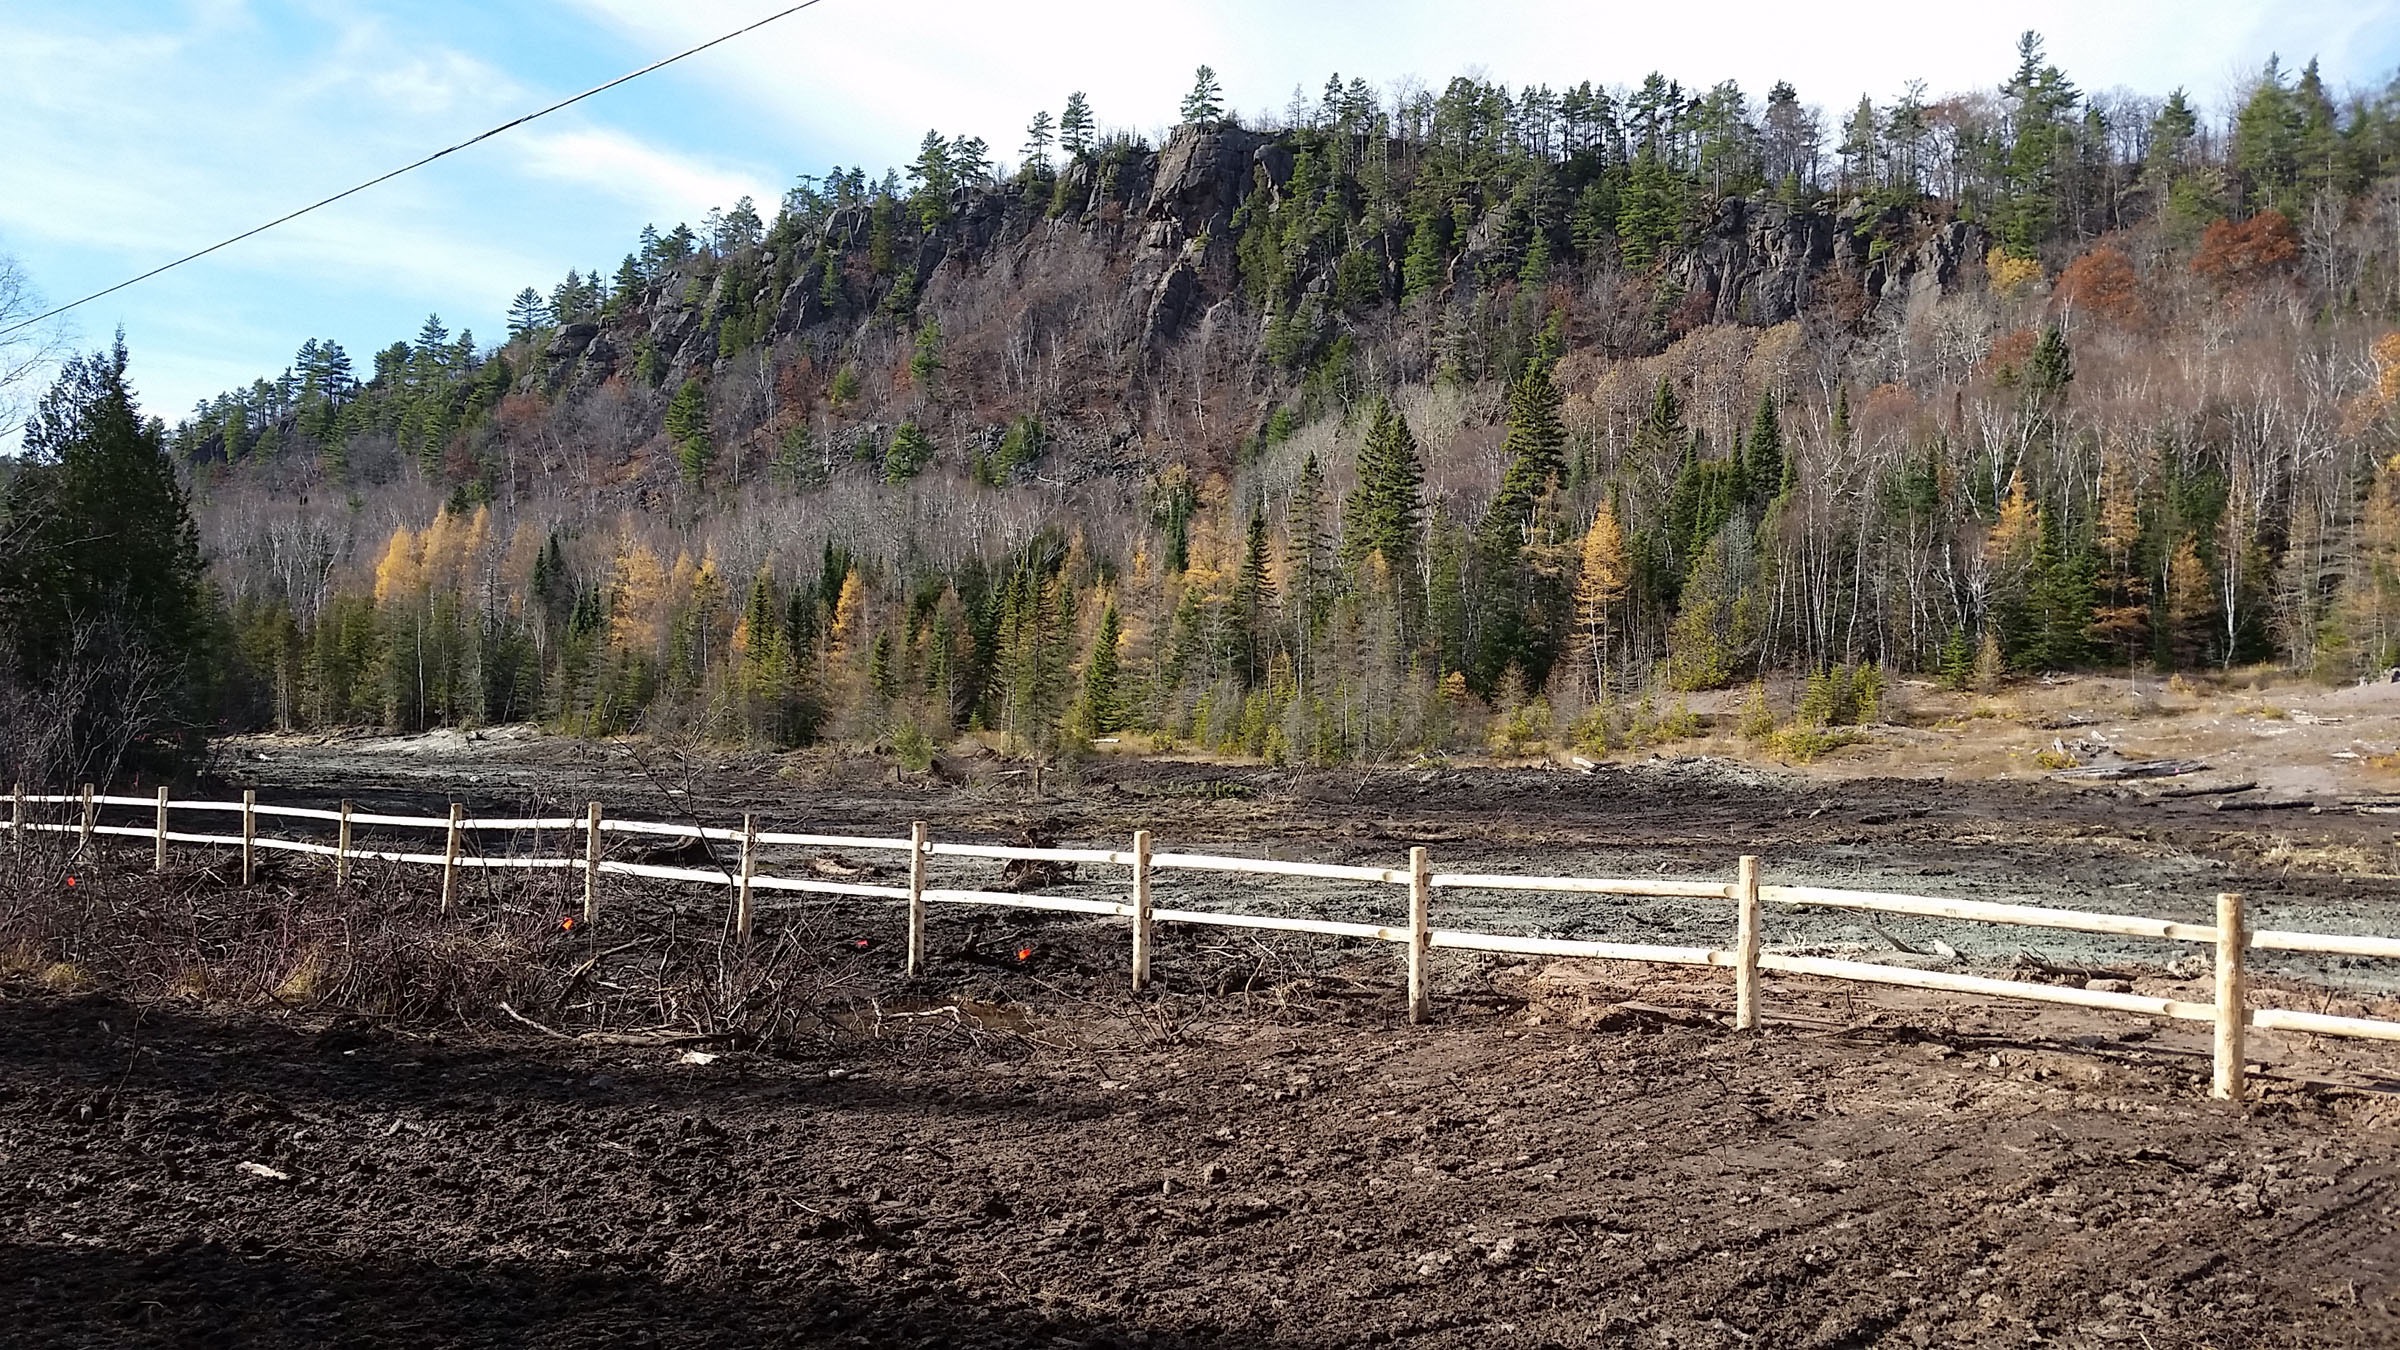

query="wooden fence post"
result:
[78,783,94,857]
[906,821,929,976]
[1131,829,1154,991]
[583,802,602,924]
[9,783,20,854]
[735,812,757,943]
[441,802,463,913]
[241,789,257,885]
[154,786,171,872]
[335,800,353,886]
[1408,846,1432,1025]
[2215,891,2248,1102]
[1735,855,1762,1031]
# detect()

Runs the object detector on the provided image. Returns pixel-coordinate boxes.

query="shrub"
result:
[1773,724,1862,762]
[891,722,936,773]
[1738,680,1776,743]
[1572,704,1617,755]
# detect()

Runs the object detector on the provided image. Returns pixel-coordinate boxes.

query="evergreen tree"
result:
[2028,324,2074,400]
[1230,509,1275,685]
[507,287,552,342]
[1616,147,1685,267]
[1996,31,2079,257]
[2233,55,2302,207]
[1342,398,1425,579]
[1402,207,1447,302]
[910,319,944,387]
[887,421,935,482]
[1742,390,1785,508]
[1020,110,1055,177]
[0,337,207,775]
[1483,359,1567,547]
[1059,92,1096,158]
[1285,452,1337,682]
[665,379,712,484]
[1079,603,1124,734]
[1181,65,1226,127]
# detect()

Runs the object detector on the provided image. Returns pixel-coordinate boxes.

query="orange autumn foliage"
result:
[2054,245,2146,327]
[2192,211,2298,288]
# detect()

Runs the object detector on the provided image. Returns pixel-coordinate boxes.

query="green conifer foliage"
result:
[1342,398,1426,579]
[665,379,712,484]
[0,338,208,775]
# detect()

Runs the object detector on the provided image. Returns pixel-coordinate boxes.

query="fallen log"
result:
[2052,758,2209,781]
[2155,780,2258,799]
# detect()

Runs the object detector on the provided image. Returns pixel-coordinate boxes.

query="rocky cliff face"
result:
[1680,197,1982,328]
[544,126,1987,402]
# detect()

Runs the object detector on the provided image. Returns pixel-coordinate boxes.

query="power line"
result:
[0,0,830,339]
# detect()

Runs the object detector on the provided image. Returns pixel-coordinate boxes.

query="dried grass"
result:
[0,832,869,1048]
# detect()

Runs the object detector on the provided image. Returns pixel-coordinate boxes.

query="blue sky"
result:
[3,0,2397,432]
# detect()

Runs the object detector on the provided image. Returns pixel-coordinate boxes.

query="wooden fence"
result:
[11,782,2400,1102]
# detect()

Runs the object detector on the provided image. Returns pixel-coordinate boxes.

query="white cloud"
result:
[508,126,783,224]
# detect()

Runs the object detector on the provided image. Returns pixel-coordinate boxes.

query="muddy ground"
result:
[6,956,2399,1350]
[8,732,2400,1345]
[212,727,2400,997]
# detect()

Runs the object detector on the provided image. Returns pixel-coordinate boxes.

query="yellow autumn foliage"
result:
[1987,247,2043,299]
[371,526,421,605]
[607,541,669,653]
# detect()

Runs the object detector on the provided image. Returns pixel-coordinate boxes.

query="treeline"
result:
[154,38,2400,765]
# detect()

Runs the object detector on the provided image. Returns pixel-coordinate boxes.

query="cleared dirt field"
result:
[9,716,2400,1347]
[6,966,2399,1350]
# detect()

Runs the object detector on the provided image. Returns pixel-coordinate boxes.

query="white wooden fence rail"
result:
[11,781,2400,1101]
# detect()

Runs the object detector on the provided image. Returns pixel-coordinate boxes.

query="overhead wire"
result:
[0,0,830,338]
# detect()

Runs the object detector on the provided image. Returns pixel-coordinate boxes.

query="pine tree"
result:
[909,319,943,387]
[887,421,935,482]
[1401,207,1446,303]
[2027,324,2074,400]
[1059,92,1096,158]
[2233,55,2302,208]
[506,287,552,342]
[665,379,712,484]
[1616,147,1685,267]
[1020,110,1055,178]
[1181,66,1226,127]
[1996,31,2078,257]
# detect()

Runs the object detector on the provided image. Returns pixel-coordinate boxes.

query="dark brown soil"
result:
[12,746,2400,1346]
[7,962,2399,1349]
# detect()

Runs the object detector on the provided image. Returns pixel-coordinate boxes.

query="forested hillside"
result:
[170,37,2400,765]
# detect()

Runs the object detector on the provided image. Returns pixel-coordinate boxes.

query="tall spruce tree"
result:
[1079,603,1124,734]
[1482,359,1567,549]
[0,337,207,776]
[1285,452,1337,682]
[1342,398,1425,579]
[1741,390,1785,508]
[1231,509,1275,685]
[665,379,712,484]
